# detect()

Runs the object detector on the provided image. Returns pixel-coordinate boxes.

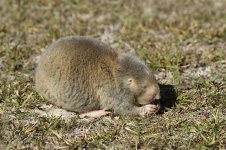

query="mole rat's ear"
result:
[127,78,134,85]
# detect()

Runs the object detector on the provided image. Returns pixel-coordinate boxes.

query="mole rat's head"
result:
[118,54,161,105]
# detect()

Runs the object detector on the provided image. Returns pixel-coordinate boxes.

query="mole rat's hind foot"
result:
[79,109,111,118]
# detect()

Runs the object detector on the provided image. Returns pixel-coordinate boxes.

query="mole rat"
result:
[35,36,160,117]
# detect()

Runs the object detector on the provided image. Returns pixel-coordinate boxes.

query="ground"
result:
[0,0,226,149]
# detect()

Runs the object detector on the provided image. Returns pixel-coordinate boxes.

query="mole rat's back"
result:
[35,36,118,112]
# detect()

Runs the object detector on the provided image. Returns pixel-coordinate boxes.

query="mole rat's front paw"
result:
[138,104,159,117]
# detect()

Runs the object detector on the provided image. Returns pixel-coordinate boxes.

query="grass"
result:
[0,0,225,149]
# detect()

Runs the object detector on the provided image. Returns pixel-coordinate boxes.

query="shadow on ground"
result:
[157,84,178,114]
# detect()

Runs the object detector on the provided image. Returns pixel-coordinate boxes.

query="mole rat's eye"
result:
[142,84,148,89]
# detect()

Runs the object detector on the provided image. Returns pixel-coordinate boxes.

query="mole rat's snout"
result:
[154,92,161,100]
[137,83,161,106]
[148,85,161,107]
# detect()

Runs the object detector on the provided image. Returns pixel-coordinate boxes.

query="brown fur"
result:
[35,36,160,116]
